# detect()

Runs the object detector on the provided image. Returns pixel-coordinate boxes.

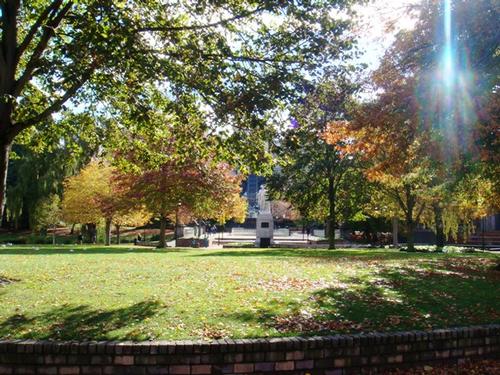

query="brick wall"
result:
[0,324,499,374]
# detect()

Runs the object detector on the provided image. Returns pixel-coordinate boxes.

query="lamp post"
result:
[175,202,181,245]
[481,216,485,252]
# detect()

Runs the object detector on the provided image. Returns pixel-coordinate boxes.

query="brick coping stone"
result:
[0,324,499,374]
[1,324,498,355]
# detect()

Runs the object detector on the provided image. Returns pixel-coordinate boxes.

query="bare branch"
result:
[201,52,302,65]
[145,46,302,67]
[381,185,408,214]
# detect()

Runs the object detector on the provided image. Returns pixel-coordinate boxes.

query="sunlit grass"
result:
[0,245,498,341]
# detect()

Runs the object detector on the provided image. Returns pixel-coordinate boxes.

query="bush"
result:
[149,234,173,242]
[399,245,477,253]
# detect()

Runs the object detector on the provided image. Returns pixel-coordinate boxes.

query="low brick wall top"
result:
[0,324,499,374]
[1,325,499,355]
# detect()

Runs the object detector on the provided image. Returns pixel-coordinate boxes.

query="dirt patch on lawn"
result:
[0,275,18,286]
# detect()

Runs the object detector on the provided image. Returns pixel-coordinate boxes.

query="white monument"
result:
[256,185,274,247]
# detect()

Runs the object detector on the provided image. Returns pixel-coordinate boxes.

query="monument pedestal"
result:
[256,212,274,248]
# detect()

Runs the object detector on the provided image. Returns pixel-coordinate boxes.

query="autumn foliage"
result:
[124,158,246,247]
[323,0,499,250]
[61,156,246,247]
[62,161,150,244]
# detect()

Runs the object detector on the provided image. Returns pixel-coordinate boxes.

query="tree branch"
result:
[17,0,63,60]
[13,67,93,133]
[201,52,303,65]
[0,0,19,93]
[134,6,265,33]
[415,202,426,223]
[13,0,73,97]
[147,47,301,67]
[382,185,408,214]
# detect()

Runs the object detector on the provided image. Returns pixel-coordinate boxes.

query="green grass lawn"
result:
[0,245,498,341]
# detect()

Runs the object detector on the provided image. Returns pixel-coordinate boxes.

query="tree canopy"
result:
[323,0,499,250]
[268,77,367,249]
[0,0,360,219]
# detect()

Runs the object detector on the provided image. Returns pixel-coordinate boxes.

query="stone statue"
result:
[257,185,271,213]
[256,184,273,247]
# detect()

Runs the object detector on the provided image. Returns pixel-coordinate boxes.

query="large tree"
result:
[128,158,246,248]
[348,0,500,249]
[62,160,150,245]
[5,112,102,229]
[268,78,364,249]
[381,0,499,209]
[0,0,359,219]
[61,161,109,243]
[32,193,61,244]
[326,70,440,251]
[324,0,499,251]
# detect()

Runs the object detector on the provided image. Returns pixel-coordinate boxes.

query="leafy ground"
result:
[0,246,498,341]
[385,359,500,374]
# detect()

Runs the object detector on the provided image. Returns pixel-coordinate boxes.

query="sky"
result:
[354,0,421,71]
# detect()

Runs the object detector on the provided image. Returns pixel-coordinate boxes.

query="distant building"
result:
[481,214,500,231]
[241,174,265,218]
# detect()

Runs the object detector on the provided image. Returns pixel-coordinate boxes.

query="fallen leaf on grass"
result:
[387,315,401,325]
[194,323,230,340]
[271,309,366,333]
[382,359,500,374]
[255,277,345,292]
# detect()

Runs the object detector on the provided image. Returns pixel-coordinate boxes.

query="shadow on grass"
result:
[0,300,163,341]
[225,258,500,337]
[0,247,187,255]
[193,248,458,261]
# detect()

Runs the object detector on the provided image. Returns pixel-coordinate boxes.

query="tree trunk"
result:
[20,196,30,230]
[392,217,399,247]
[158,216,167,248]
[83,223,97,243]
[0,140,11,221]
[90,223,97,243]
[327,176,336,250]
[405,214,415,251]
[52,223,56,245]
[457,220,464,244]
[1,206,8,228]
[81,224,87,242]
[433,203,445,250]
[104,218,112,246]
[404,186,416,252]
[115,224,121,245]
[70,223,75,235]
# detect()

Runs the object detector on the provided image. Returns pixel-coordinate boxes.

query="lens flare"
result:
[443,0,454,88]
[427,0,478,164]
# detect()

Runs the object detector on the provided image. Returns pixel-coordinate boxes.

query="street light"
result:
[481,216,485,252]
[175,202,181,245]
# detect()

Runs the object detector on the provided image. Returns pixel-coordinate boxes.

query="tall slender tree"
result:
[268,78,363,249]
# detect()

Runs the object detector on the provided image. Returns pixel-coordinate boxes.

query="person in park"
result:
[134,233,142,245]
